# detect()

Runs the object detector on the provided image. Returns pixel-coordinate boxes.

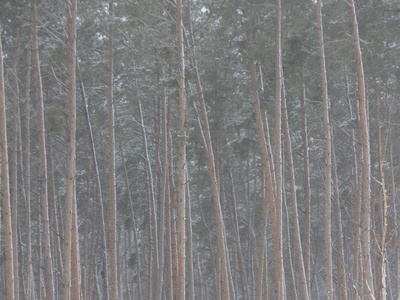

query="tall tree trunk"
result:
[376,78,388,300]
[349,0,375,298]
[282,80,310,299]
[331,138,348,300]
[166,96,178,300]
[0,20,16,300]
[284,190,298,300]
[345,70,363,299]
[185,1,231,298]
[119,144,142,300]
[11,36,21,300]
[176,0,187,298]
[107,3,118,299]
[81,147,91,300]
[138,100,159,299]
[185,169,195,300]
[48,141,64,297]
[317,1,333,298]
[300,71,311,293]
[79,67,110,300]
[250,56,275,300]
[156,65,167,300]
[30,2,55,298]
[272,0,286,297]
[63,0,80,298]
[24,44,36,300]
[229,169,249,300]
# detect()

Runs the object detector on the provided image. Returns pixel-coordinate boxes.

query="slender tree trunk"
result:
[107,3,118,299]
[317,1,333,298]
[24,43,35,300]
[282,80,310,299]
[138,100,159,299]
[81,148,90,300]
[284,191,298,300]
[349,0,375,297]
[377,78,388,300]
[185,169,195,300]
[300,69,311,293]
[273,1,286,297]
[11,36,21,300]
[0,20,16,300]
[185,1,231,298]
[47,140,64,297]
[345,71,363,300]
[63,0,80,298]
[229,170,249,300]
[176,0,187,298]
[389,144,399,300]
[167,97,178,300]
[155,65,168,300]
[119,143,143,300]
[331,138,348,300]
[79,67,110,300]
[31,2,55,298]
[250,56,275,300]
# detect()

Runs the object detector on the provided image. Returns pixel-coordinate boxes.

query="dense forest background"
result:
[1,0,400,299]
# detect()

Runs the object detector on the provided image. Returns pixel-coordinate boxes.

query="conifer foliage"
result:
[0,0,400,299]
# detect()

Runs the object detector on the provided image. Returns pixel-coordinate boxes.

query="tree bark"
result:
[282,80,310,299]
[185,169,195,300]
[10,36,21,300]
[138,100,159,299]
[376,78,388,300]
[185,1,232,298]
[349,0,375,297]
[272,1,286,297]
[317,1,333,298]
[155,65,167,300]
[119,144,142,300]
[0,20,16,300]
[24,43,36,300]
[176,0,187,298]
[228,169,249,300]
[107,3,119,299]
[31,2,55,298]
[64,0,80,297]
[331,138,348,300]
[79,66,110,300]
